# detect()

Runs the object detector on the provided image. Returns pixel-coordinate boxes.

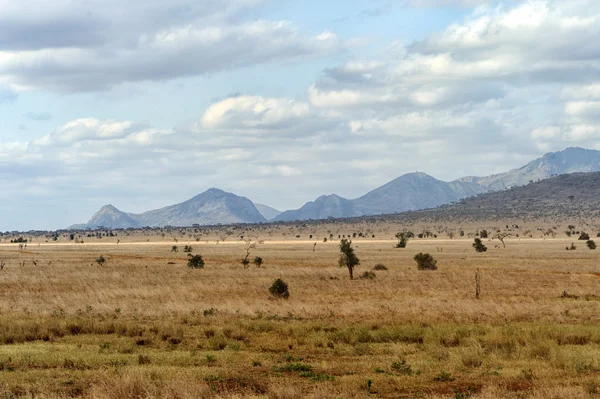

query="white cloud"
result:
[0,2,339,92]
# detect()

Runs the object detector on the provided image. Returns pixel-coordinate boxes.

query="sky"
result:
[1,0,600,231]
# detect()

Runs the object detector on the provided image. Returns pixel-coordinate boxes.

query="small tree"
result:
[253,256,264,268]
[339,239,360,279]
[479,230,489,239]
[395,232,408,248]
[493,233,511,248]
[269,278,289,299]
[473,238,487,253]
[183,245,192,253]
[587,240,597,250]
[187,255,205,269]
[414,253,437,270]
[171,245,178,253]
[95,255,106,266]
[579,232,590,241]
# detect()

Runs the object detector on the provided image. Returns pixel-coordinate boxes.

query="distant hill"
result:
[457,147,600,190]
[273,172,485,222]
[70,147,600,228]
[255,204,281,221]
[72,189,266,229]
[275,194,356,221]
[84,205,142,229]
[382,172,600,223]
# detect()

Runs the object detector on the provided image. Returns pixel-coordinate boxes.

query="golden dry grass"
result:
[1,227,600,398]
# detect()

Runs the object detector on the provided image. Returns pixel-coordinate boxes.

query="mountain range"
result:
[70,147,600,229]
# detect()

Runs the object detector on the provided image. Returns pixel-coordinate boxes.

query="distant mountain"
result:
[275,194,356,221]
[457,147,600,190]
[353,172,485,215]
[273,172,486,222]
[72,189,266,229]
[383,172,600,223]
[255,204,281,221]
[84,205,142,229]
[71,147,600,228]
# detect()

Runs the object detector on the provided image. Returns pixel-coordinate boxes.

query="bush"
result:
[269,279,289,299]
[95,256,106,266]
[187,255,205,269]
[183,245,192,253]
[414,253,437,270]
[473,238,487,253]
[579,232,590,240]
[479,230,489,239]
[566,243,577,251]
[372,264,388,271]
[587,240,597,250]
[360,271,376,279]
[253,256,264,268]
[395,232,408,248]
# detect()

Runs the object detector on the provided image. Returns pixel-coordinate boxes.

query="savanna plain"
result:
[1,222,600,399]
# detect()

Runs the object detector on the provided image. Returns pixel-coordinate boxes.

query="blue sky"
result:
[1,0,599,230]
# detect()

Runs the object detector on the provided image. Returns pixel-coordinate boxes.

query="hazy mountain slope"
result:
[133,188,266,227]
[381,172,600,223]
[84,205,142,229]
[274,194,356,222]
[73,189,266,229]
[353,172,486,215]
[255,204,281,220]
[274,173,485,221]
[457,147,600,190]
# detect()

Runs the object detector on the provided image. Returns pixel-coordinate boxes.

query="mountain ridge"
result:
[71,147,600,229]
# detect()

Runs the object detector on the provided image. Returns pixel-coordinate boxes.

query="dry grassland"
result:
[1,229,600,398]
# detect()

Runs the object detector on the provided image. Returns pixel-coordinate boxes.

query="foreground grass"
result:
[1,314,600,398]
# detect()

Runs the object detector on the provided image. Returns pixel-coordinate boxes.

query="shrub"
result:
[360,271,376,279]
[253,256,264,268]
[473,238,487,253]
[372,264,388,271]
[579,232,591,241]
[479,230,489,239]
[187,255,205,269]
[587,240,597,250]
[95,256,106,266]
[395,232,408,248]
[183,245,192,253]
[269,279,289,299]
[566,243,577,251]
[414,253,437,270]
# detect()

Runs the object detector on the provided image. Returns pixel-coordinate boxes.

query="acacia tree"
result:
[339,239,360,279]
[493,233,511,248]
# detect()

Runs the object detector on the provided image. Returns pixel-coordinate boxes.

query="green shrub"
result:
[579,232,591,241]
[473,238,487,252]
[187,255,205,269]
[414,253,437,270]
[269,279,289,299]
[587,240,597,250]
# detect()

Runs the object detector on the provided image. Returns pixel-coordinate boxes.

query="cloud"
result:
[0,1,339,92]
[1,0,600,230]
